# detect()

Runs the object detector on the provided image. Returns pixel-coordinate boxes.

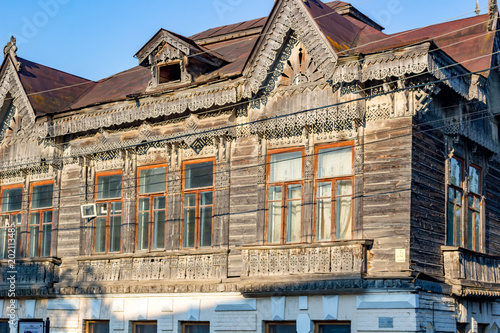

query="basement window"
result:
[158,62,181,84]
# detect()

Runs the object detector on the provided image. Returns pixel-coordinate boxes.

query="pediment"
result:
[243,0,340,98]
[0,53,36,144]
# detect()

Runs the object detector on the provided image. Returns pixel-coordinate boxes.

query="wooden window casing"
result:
[0,184,22,259]
[313,143,354,242]
[265,322,297,333]
[447,156,464,247]
[266,148,304,245]
[86,320,109,333]
[181,322,210,333]
[132,321,157,333]
[94,171,123,254]
[136,165,168,251]
[314,321,351,333]
[467,164,482,251]
[182,159,214,248]
[28,180,54,258]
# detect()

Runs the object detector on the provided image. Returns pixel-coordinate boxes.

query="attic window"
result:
[158,61,181,84]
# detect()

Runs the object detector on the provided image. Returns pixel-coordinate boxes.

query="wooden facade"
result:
[1,0,500,332]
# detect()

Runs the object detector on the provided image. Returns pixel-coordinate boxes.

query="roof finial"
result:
[475,0,481,15]
[3,36,21,71]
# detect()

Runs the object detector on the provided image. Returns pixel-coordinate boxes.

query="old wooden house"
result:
[1,0,500,332]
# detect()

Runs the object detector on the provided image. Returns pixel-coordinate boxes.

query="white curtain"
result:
[270,151,302,182]
[318,147,352,178]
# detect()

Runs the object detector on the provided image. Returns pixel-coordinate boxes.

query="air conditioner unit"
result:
[81,203,97,219]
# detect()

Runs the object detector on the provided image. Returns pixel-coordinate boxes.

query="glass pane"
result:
[201,192,213,206]
[317,182,332,198]
[31,212,40,225]
[469,166,481,194]
[111,202,122,215]
[456,207,462,245]
[268,201,282,244]
[450,158,462,187]
[152,210,165,250]
[134,323,157,333]
[337,180,353,196]
[12,213,21,226]
[0,322,9,333]
[139,198,149,212]
[474,197,481,210]
[97,174,122,199]
[456,191,462,204]
[137,212,149,251]
[184,193,196,208]
[337,197,352,240]
[317,323,351,333]
[0,215,8,228]
[2,187,22,212]
[185,162,213,189]
[29,225,39,257]
[270,151,302,182]
[0,229,6,259]
[43,211,53,224]
[448,188,454,202]
[140,167,167,194]
[183,324,210,333]
[286,184,302,243]
[317,199,332,241]
[154,196,166,210]
[269,186,282,201]
[318,146,352,178]
[42,224,52,257]
[94,217,106,253]
[447,201,455,246]
[15,226,21,258]
[183,205,196,248]
[200,206,212,247]
[267,324,297,333]
[467,210,473,250]
[88,322,109,333]
[97,203,107,216]
[475,213,480,251]
[31,184,53,209]
[109,216,121,252]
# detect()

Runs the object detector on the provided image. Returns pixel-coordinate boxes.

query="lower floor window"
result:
[182,322,210,333]
[86,320,109,333]
[0,320,9,332]
[315,321,351,333]
[266,322,296,333]
[133,321,157,333]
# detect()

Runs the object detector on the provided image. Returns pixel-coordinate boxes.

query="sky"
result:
[0,0,494,81]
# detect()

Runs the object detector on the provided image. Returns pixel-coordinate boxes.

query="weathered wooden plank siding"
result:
[410,123,446,277]
[485,161,500,254]
[362,117,412,277]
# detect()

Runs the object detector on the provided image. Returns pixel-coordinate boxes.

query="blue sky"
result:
[0,0,493,81]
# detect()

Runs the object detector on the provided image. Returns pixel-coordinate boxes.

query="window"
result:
[315,321,351,333]
[86,321,109,333]
[265,322,297,333]
[315,144,354,241]
[467,165,482,251]
[0,185,22,259]
[447,157,483,251]
[159,61,181,84]
[28,181,53,258]
[447,157,463,247]
[132,321,157,333]
[137,166,167,251]
[94,172,122,253]
[456,323,468,333]
[183,160,214,248]
[182,322,210,333]
[0,320,8,332]
[267,149,303,244]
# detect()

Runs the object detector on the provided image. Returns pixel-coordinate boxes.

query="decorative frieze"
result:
[241,242,369,277]
[77,252,228,282]
[0,258,61,293]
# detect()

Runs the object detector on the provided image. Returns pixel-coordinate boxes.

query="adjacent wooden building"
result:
[1,0,500,332]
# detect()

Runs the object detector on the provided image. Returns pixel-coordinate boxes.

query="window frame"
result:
[265,148,305,245]
[265,321,297,333]
[132,321,157,333]
[314,321,351,333]
[181,321,210,333]
[0,183,23,259]
[447,156,464,247]
[181,158,215,249]
[85,320,109,333]
[467,164,482,251]
[313,142,355,242]
[94,171,123,254]
[136,164,168,252]
[28,180,54,258]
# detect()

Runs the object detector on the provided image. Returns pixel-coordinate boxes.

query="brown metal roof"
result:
[17,57,94,116]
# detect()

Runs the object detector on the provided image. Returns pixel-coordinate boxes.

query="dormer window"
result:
[158,61,182,84]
